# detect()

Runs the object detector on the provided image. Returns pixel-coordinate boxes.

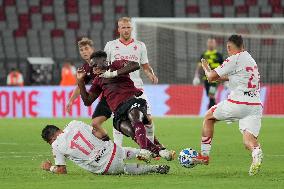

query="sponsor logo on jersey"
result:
[115,46,119,50]
[134,45,137,51]
[114,54,139,61]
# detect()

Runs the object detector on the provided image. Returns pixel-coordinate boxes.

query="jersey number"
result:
[246,66,259,89]
[70,131,94,155]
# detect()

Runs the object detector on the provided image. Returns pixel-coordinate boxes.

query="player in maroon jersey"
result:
[76,50,175,161]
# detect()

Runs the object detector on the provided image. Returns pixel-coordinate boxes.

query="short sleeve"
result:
[104,42,111,62]
[89,79,102,95]
[140,42,149,65]
[214,55,237,77]
[52,146,66,165]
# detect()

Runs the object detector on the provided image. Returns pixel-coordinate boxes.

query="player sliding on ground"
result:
[40,120,170,175]
[196,35,263,176]
[77,50,175,161]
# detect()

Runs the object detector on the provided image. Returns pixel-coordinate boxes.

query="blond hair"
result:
[77,37,94,48]
[118,17,131,24]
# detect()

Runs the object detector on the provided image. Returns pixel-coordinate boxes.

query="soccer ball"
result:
[178,148,198,168]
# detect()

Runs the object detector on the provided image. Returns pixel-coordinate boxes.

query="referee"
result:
[193,37,223,109]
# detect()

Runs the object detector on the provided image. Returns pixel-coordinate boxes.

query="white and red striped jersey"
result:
[51,120,114,173]
[214,51,261,104]
[104,38,149,88]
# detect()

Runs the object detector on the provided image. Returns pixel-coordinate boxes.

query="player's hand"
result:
[41,160,52,171]
[201,58,210,72]
[148,74,158,84]
[76,68,86,82]
[99,70,118,78]
[192,76,200,86]
[66,101,73,113]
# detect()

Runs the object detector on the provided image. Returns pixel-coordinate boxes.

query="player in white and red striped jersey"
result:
[40,120,170,175]
[103,17,161,148]
[196,35,263,176]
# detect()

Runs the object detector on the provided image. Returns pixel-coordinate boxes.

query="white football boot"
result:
[249,148,263,176]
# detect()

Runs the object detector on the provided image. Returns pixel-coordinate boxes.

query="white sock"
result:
[252,146,262,159]
[113,128,124,146]
[145,124,154,143]
[124,163,155,175]
[122,147,140,160]
[201,136,212,156]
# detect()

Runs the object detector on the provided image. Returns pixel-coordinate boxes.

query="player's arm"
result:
[193,54,203,85]
[76,68,99,106]
[141,63,158,84]
[41,160,67,174]
[66,86,80,113]
[99,61,140,78]
[201,58,220,82]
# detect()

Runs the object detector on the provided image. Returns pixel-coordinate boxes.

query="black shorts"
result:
[92,96,112,119]
[113,98,149,132]
[204,79,218,96]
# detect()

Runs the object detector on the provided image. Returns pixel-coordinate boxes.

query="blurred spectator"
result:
[7,68,24,86]
[60,60,77,86]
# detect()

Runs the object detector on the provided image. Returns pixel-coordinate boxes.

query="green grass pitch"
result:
[0,117,283,189]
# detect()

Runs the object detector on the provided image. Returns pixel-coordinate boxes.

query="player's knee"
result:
[128,108,143,122]
[146,115,153,125]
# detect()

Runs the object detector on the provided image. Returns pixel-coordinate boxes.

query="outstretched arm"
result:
[100,61,140,78]
[141,63,158,84]
[201,58,220,82]
[41,160,67,174]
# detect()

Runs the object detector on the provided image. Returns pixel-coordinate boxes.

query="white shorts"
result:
[139,92,152,115]
[212,100,263,137]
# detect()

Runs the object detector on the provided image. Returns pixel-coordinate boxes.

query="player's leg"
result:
[197,106,217,164]
[91,97,112,141]
[239,109,263,176]
[123,163,170,175]
[207,82,217,109]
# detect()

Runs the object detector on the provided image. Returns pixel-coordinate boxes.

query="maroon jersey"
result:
[89,60,142,112]
[80,62,96,84]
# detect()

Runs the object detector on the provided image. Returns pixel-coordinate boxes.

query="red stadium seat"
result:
[90,0,102,6]
[14,29,27,37]
[211,13,223,17]
[0,6,5,21]
[41,0,53,6]
[91,13,103,22]
[210,0,222,6]
[4,0,16,6]
[19,14,31,30]
[260,12,272,17]
[186,6,199,14]
[236,5,248,14]
[29,6,41,14]
[42,14,54,22]
[66,0,78,13]
[269,0,281,6]
[261,39,275,45]
[246,0,257,6]
[273,6,283,14]
[51,29,64,37]
[257,24,272,30]
[68,21,79,29]
[115,6,125,14]
[223,0,233,6]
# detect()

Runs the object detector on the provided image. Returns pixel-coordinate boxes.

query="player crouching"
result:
[40,120,170,175]
[195,35,263,176]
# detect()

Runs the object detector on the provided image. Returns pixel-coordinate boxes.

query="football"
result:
[178,148,198,168]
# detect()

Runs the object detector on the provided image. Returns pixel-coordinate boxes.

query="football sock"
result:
[201,136,212,156]
[208,98,216,109]
[133,121,147,149]
[122,147,140,160]
[133,121,161,154]
[124,163,156,174]
[145,123,155,143]
[113,128,124,146]
[252,146,262,159]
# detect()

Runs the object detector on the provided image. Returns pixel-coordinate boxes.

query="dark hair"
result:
[228,34,243,49]
[41,125,60,143]
[90,50,107,60]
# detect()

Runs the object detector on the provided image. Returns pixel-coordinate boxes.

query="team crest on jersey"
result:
[134,45,137,50]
